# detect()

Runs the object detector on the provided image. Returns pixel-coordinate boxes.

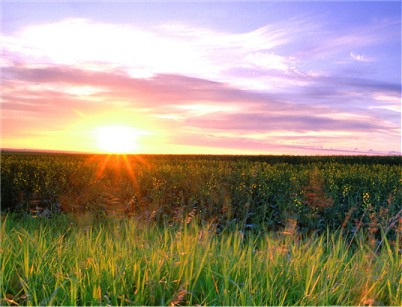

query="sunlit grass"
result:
[1,213,401,306]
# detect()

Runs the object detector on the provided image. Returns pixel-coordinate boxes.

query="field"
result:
[1,152,401,305]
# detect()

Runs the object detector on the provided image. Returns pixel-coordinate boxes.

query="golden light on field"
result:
[95,125,141,154]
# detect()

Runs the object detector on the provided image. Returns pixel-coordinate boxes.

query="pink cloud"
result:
[2,63,399,154]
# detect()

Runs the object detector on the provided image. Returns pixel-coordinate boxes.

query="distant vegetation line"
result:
[2,149,402,164]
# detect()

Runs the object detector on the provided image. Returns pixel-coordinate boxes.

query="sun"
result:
[95,125,140,154]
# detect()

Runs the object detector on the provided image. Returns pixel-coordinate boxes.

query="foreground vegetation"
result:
[1,153,401,305]
[1,213,401,306]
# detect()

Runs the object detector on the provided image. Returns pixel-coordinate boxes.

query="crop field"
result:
[1,152,401,305]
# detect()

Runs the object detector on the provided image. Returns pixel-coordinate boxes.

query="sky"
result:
[1,1,401,155]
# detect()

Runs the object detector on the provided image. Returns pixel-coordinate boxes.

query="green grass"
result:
[1,213,401,306]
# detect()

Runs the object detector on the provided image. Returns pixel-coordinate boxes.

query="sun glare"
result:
[95,125,140,154]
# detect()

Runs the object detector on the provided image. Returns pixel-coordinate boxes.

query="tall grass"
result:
[1,213,401,306]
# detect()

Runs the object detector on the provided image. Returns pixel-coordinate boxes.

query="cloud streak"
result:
[350,52,373,62]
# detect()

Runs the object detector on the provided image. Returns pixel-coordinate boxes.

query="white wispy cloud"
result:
[1,17,311,90]
[2,15,395,93]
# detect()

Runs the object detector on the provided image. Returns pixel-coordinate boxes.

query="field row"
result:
[1,153,401,236]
